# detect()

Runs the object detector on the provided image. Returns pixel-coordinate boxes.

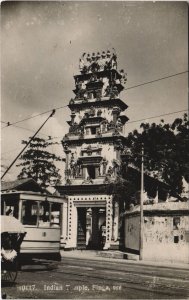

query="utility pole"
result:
[139,144,144,260]
[1,110,55,180]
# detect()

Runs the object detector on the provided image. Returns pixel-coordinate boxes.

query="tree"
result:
[107,175,138,210]
[17,137,63,188]
[124,114,189,195]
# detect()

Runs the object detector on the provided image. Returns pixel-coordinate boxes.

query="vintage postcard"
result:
[1,1,189,299]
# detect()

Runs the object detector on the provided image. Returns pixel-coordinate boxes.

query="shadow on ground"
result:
[21,258,59,272]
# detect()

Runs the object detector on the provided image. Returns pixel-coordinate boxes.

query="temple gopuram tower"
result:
[58,50,128,250]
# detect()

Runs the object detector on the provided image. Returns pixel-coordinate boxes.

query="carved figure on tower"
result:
[97,109,102,116]
[100,158,108,175]
[86,145,92,156]
[90,52,99,73]
[120,69,127,85]
[102,77,109,97]
[75,164,81,177]
[63,142,69,151]
[105,50,111,70]
[79,53,86,71]
[112,159,120,176]
[107,166,114,177]
[116,118,123,131]
[122,147,132,155]
[85,53,91,73]
[111,49,117,70]
[110,85,119,98]
[99,51,107,71]
[75,80,86,99]
[78,49,120,76]
[96,52,101,66]
[70,153,77,178]
[89,106,95,116]
[101,120,108,133]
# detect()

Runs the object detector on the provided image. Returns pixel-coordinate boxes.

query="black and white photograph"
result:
[1,1,189,299]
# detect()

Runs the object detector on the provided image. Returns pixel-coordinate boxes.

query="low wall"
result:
[124,214,140,253]
[124,202,189,263]
[143,214,189,263]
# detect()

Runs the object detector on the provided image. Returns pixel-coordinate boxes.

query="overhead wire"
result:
[125,71,188,91]
[2,106,187,162]
[1,110,56,180]
[5,123,49,137]
[126,109,188,124]
[1,70,188,156]
[2,109,188,143]
[1,70,188,129]
[39,108,188,143]
[2,104,68,129]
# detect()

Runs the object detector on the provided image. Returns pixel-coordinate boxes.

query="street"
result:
[2,256,189,299]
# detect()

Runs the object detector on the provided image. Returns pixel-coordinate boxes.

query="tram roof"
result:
[1,178,44,193]
[1,178,67,202]
[1,190,67,202]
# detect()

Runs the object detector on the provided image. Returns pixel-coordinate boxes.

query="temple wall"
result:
[125,215,140,252]
[124,202,189,263]
[101,144,117,163]
[143,214,189,263]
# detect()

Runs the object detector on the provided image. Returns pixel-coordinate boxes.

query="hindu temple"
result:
[57,50,128,250]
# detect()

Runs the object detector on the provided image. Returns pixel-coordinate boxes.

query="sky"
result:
[1,1,188,181]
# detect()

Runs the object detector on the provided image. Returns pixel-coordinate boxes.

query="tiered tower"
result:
[59,50,129,250]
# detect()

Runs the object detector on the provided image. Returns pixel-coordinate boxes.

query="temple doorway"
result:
[77,208,87,249]
[77,207,106,250]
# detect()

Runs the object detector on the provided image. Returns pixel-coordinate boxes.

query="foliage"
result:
[124,114,189,194]
[17,137,63,188]
[107,176,138,210]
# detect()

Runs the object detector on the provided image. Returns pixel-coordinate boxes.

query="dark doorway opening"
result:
[77,208,86,250]
[91,127,97,135]
[77,207,106,250]
[87,166,96,179]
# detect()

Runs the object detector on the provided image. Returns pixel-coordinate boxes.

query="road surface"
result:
[2,256,189,299]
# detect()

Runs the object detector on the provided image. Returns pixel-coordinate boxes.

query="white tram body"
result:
[1,191,65,258]
[21,227,60,254]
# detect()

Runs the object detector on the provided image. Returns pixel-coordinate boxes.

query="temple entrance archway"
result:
[64,194,119,251]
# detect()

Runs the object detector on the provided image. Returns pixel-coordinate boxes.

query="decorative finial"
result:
[97,52,101,58]
[102,51,106,58]
[87,53,91,61]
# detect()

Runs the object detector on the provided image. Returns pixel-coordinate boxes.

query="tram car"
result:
[1,191,64,260]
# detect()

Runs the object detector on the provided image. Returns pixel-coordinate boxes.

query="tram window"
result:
[4,200,19,219]
[22,200,38,226]
[39,201,50,227]
[5,206,14,216]
[51,203,61,227]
